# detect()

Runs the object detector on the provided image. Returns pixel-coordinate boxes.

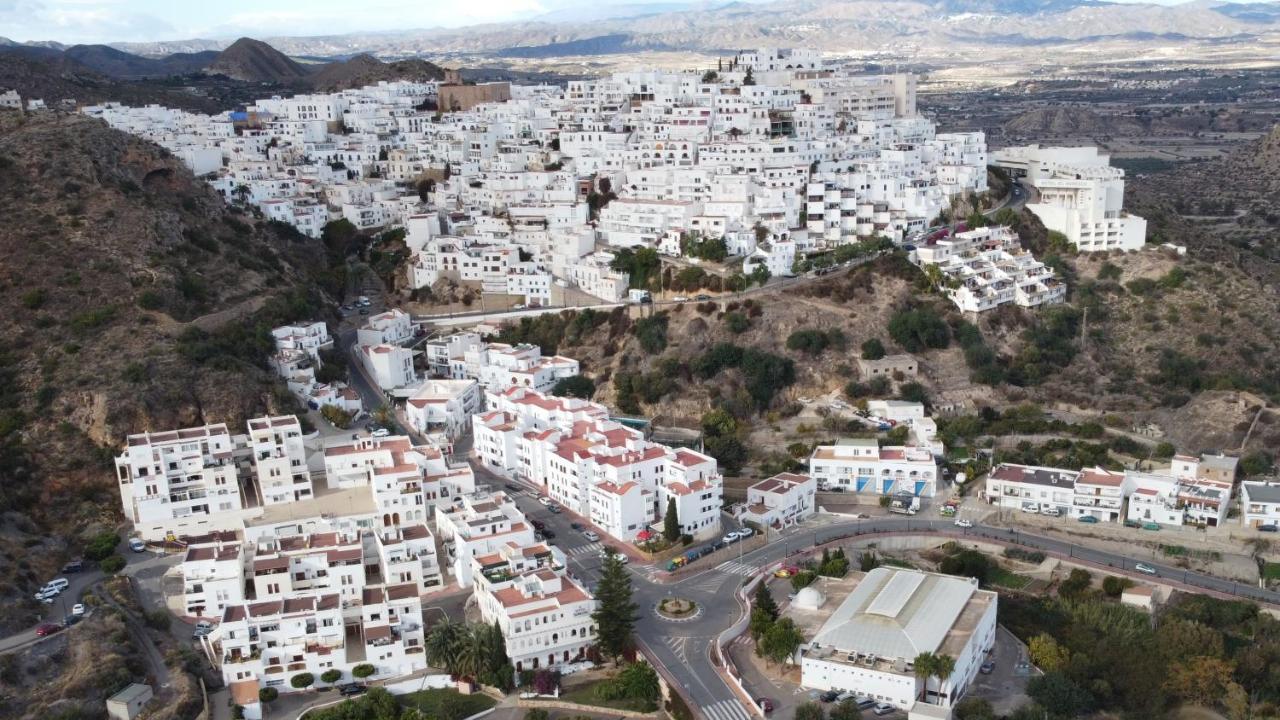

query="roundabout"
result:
[655,596,702,622]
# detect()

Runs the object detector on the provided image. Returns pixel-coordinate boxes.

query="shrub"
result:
[144,609,170,630]
[525,710,550,720]
[258,688,278,704]
[290,672,315,689]
[860,338,886,360]
[99,554,126,574]
[723,312,750,334]
[1102,575,1133,598]
[552,375,596,399]
[352,663,376,678]
[321,669,343,684]
[84,531,119,561]
[787,329,830,355]
[888,307,950,352]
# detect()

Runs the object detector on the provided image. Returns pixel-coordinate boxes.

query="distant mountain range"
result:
[0,0,1272,64]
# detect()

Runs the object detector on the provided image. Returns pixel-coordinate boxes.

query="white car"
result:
[954,518,973,528]
[673,296,689,302]
[582,531,600,542]
[370,428,390,438]
[600,548,628,564]
[129,538,147,553]
[721,534,740,545]
[734,527,755,539]
[193,620,214,638]
[71,604,86,617]
[873,703,896,716]
[1135,563,1158,576]
[537,496,552,506]
[33,587,60,603]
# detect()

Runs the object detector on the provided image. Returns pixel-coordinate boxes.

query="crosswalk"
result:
[566,542,603,557]
[715,560,757,576]
[662,635,689,662]
[703,699,754,720]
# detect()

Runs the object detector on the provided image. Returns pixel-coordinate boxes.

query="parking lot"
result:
[965,626,1037,715]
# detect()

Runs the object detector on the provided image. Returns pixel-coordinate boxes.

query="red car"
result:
[35,623,61,637]
[756,698,774,714]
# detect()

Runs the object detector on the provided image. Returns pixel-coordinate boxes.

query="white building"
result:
[738,472,816,528]
[434,490,537,587]
[357,309,415,346]
[180,531,244,618]
[799,567,998,712]
[404,378,483,439]
[271,321,332,361]
[115,423,247,541]
[808,439,938,497]
[913,226,1065,313]
[991,145,1147,252]
[1241,481,1280,529]
[360,343,417,391]
[246,415,313,507]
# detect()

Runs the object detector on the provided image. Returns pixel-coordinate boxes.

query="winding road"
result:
[523,503,1280,720]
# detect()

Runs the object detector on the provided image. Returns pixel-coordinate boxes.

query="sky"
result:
[0,0,1270,45]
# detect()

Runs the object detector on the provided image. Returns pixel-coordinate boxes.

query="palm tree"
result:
[912,652,937,703]
[233,184,250,205]
[425,620,464,674]
[454,625,489,682]
[372,403,395,429]
[933,654,956,705]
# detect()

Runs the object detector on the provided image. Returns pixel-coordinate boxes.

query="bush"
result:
[352,663,376,678]
[723,311,750,334]
[888,306,950,352]
[84,531,120,561]
[99,554,126,574]
[525,710,550,720]
[291,673,315,689]
[1102,575,1133,598]
[258,688,278,704]
[144,609,170,630]
[552,375,596,399]
[321,669,343,684]
[860,338,886,360]
[632,315,669,354]
[787,329,830,355]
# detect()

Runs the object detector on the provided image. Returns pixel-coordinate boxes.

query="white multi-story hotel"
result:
[404,378,483,440]
[991,145,1147,252]
[808,439,938,497]
[434,490,538,587]
[323,434,475,532]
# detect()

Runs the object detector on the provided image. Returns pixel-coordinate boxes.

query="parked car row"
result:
[720,527,755,545]
[33,578,69,603]
[816,692,890,714]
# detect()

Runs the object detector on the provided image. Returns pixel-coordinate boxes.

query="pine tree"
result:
[592,548,639,662]
[663,496,680,541]
[753,581,779,622]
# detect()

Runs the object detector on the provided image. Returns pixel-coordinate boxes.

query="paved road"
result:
[506,498,1280,720]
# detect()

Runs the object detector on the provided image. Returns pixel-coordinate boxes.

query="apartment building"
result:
[249,532,367,604]
[808,439,938,497]
[115,423,247,541]
[461,342,580,393]
[247,416,313,506]
[991,145,1147,252]
[434,490,537,587]
[360,343,417,391]
[322,434,475,531]
[1241,482,1280,529]
[475,564,596,673]
[357,309,415,346]
[404,378,483,440]
[983,463,1082,515]
[180,531,244,618]
[913,226,1064,313]
[271,321,332,361]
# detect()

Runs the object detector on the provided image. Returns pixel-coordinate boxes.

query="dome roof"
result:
[794,586,826,610]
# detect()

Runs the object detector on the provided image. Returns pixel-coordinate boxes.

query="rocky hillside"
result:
[1003,107,1146,138]
[0,49,226,113]
[204,37,310,83]
[0,110,334,627]
[309,54,447,92]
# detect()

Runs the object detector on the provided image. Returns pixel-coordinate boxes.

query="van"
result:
[129,538,147,553]
[44,578,70,593]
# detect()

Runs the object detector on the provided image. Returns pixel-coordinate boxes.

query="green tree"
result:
[860,338,886,360]
[100,555,126,574]
[913,652,937,702]
[749,605,775,643]
[425,619,465,675]
[592,547,639,662]
[290,672,315,689]
[753,581,779,621]
[888,307,950,352]
[828,699,860,720]
[1026,671,1094,718]
[663,497,680,541]
[953,698,996,720]
[759,618,804,665]
[552,375,596,399]
[320,669,343,684]
[1028,633,1069,672]
[258,687,278,705]
[352,663,376,679]
[84,531,120,561]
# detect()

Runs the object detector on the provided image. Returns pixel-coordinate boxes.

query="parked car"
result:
[504,484,521,493]
[44,578,70,594]
[709,540,725,551]
[756,698,774,713]
[721,534,740,545]
[855,697,876,710]
[601,549,629,564]
[71,604,85,617]
[35,623,61,637]
[734,527,755,539]
[370,428,390,438]
[129,538,147,553]
[774,568,794,578]
[62,614,80,627]
[359,308,370,315]
[819,690,840,703]
[673,296,689,302]
[540,529,556,540]
[1142,522,1161,531]
[582,531,600,542]
[338,683,366,697]
[1077,515,1100,524]
[530,519,546,530]
[570,522,585,531]
[1261,525,1279,533]
[980,661,995,675]
[873,702,896,716]
[1135,562,1158,576]
[192,621,214,638]
[954,518,973,528]
[1040,507,1061,517]
[1021,503,1039,514]
[537,496,552,506]
[34,587,59,603]
[695,294,712,301]
[60,560,83,574]
[546,504,561,514]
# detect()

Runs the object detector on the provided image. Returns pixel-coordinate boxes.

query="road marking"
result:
[663,635,688,662]
[705,699,753,720]
[715,561,756,576]
[566,542,602,557]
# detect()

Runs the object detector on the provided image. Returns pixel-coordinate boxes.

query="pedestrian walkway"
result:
[703,698,754,720]
[715,560,757,576]
[566,542,603,557]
